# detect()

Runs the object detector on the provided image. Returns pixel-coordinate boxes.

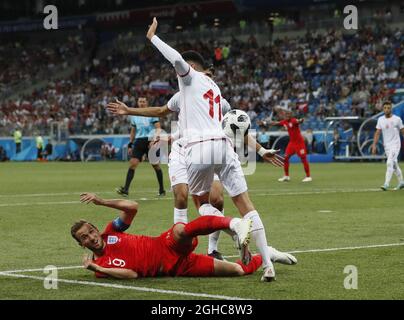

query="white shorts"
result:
[169,140,220,188]
[185,139,247,197]
[385,146,400,163]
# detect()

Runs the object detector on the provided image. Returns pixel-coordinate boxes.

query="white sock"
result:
[198,204,225,254]
[243,210,273,269]
[173,208,188,224]
[385,161,394,186]
[393,162,403,183]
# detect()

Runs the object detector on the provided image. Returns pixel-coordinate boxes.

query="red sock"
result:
[236,255,262,275]
[184,216,232,238]
[301,156,310,177]
[284,155,290,176]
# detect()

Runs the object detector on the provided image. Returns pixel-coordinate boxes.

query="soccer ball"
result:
[222,109,251,144]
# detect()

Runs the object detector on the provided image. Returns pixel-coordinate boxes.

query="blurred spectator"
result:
[43,142,53,160]
[36,134,44,160]
[101,142,117,160]
[0,146,8,161]
[13,128,22,153]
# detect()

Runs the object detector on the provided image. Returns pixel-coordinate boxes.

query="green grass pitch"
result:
[0,161,403,300]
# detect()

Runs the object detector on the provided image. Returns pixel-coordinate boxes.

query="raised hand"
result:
[146,17,158,40]
[80,192,103,205]
[106,99,130,116]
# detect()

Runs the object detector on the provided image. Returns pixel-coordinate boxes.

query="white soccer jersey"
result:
[168,91,232,142]
[222,98,232,115]
[176,68,227,144]
[376,115,404,149]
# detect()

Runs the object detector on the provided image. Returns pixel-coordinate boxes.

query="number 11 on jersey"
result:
[203,89,222,121]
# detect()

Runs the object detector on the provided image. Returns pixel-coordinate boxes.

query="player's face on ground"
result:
[137,97,148,108]
[75,224,104,251]
[383,104,392,117]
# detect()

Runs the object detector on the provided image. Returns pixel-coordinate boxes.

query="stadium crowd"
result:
[0,24,403,137]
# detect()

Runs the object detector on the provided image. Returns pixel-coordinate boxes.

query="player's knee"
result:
[173,223,186,240]
[209,195,224,212]
[129,159,139,169]
[174,191,188,209]
[233,264,245,276]
[386,160,394,169]
[152,164,161,171]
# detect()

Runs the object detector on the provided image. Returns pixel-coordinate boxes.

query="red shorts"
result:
[286,142,307,157]
[158,223,215,277]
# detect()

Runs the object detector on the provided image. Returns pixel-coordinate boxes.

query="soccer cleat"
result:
[268,246,297,265]
[302,177,312,182]
[158,190,166,197]
[380,184,389,191]
[394,182,404,191]
[278,176,290,182]
[233,219,252,265]
[261,263,276,282]
[208,250,225,261]
[116,186,129,197]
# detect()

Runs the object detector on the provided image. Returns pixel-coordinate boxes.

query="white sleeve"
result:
[150,36,193,84]
[167,92,181,112]
[376,118,382,130]
[397,117,404,129]
[221,98,232,115]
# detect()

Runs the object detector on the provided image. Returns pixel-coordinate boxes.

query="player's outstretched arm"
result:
[82,254,138,279]
[147,17,190,77]
[268,121,282,126]
[107,99,171,117]
[371,129,381,155]
[80,193,138,226]
[245,134,284,167]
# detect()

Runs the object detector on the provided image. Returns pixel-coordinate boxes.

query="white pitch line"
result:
[224,242,404,258]
[0,272,251,300]
[0,188,381,198]
[0,188,385,208]
[0,201,80,207]
[1,266,83,274]
[2,242,403,275]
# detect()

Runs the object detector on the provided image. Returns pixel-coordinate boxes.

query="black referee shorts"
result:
[131,138,150,161]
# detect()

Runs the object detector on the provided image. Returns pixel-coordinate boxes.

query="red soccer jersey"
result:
[93,222,163,278]
[279,118,304,144]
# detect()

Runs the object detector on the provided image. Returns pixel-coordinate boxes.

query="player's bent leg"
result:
[205,180,225,258]
[279,153,292,182]
[213,259,244,276]
[172,183,189,224]
[209,180,224,212]
[129,157,140,170]
[213,254,263,276]
[152,164,165,196]
[298,151,311,181]
[117,158,141,196]
[174,216,252,254]
[231,191,255,217]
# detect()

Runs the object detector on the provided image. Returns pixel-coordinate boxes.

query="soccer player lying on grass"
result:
[71,193,262,279]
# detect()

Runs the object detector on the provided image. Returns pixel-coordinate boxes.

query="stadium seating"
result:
[0,24,403,137]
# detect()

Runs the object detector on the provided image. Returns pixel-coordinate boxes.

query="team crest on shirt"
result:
[107,236,119,244]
